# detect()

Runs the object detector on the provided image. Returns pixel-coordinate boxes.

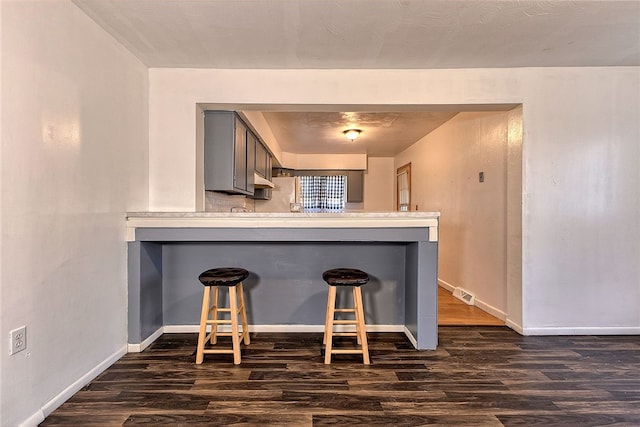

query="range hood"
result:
[254,173,274,188]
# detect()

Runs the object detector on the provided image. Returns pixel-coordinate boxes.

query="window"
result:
[299,175,347,212]
[397,163,411,211]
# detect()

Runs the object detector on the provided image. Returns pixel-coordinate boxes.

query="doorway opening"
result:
[197,103,523,333]
[391,107,523,329]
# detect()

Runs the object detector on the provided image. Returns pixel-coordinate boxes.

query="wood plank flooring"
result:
[41,328,640,426]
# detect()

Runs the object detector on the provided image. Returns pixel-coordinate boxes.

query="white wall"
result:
[506,106,523,329]
[364,157,395,212]
[148,67,640,336]
[0,2,149,425]
[395,112,511,319]
[281,152,367,170]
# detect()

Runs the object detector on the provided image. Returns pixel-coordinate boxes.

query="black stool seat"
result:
[196,267,250,365]
[322,268,369,287]
[199,268,249,287]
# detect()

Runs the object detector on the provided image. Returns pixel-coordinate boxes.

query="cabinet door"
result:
[266,149,272,180]
[204,111,236,193]
[246,130,256,194]
[255,141,268,177]
[233,117,247,192]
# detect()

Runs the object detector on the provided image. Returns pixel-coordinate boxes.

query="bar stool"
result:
[322,268,370,365]
[196,267,250,365]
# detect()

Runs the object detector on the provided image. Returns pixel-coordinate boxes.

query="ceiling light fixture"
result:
[343,129,361,141]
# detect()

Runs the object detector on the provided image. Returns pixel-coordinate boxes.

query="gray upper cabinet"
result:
[204,111,255,195]
[346,170,364,203]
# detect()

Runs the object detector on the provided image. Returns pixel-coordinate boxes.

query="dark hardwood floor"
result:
[41,328,640,426]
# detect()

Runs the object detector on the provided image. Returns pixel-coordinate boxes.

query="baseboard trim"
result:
[129,324,406,354]
[134,324,417,355]
[474,298,507,321]
[437,279,455,293]
[522,326,640,336]
[127,327,163,353]
[505,319,524,334]
[19,346,127,427]
[163,324,405,334]
[18,410,45,427]
[403,326,418,348]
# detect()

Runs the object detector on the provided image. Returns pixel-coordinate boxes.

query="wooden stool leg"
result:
[354,287,370,364]
[323,286,333,345]
[196,286,211,364]
[229,285,241,365]
[352,287,362,345]
[210,287,219,344]
[237,282,250,345]
[324,286,337,364]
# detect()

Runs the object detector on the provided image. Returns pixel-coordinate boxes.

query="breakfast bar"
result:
[126,212,440,351]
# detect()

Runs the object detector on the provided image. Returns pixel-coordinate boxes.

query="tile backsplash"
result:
[205,191,255,212]
[205,190,362,213]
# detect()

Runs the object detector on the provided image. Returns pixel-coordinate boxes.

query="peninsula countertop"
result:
[126,211,440,227]
[126,211,440,241]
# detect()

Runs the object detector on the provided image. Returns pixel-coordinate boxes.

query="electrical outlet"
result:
[479,171,485,182]
[9,326,27,355]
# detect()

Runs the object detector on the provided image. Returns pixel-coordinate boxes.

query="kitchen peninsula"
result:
[127,212,439,351]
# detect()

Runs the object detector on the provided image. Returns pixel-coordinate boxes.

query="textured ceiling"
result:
[73,0,640,156]
[263,111,459,156]
[74,0,639,69]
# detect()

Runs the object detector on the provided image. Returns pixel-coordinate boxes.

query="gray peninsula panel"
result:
[162,242,406,326]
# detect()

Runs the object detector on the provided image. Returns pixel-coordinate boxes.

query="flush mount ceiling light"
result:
[343,129,361,141]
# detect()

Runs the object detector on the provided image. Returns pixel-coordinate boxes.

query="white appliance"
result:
[254,176,300,212]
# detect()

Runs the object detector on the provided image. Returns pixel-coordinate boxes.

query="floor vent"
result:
[453,287,476,305]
